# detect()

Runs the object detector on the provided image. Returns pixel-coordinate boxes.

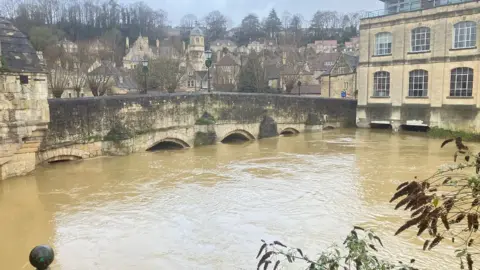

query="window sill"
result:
[446,96,474,99]
[405,96,428,99]
[449,46,477,51]
[372,54,392,57]
[407,50,430,55]
[370,96,390,98]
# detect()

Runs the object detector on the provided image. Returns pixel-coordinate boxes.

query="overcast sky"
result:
[124,0,384,26]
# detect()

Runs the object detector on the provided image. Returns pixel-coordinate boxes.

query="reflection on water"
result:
[0,129,466,269]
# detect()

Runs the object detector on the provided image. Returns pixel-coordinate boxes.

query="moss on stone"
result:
[194,131,217,147]
[104,125,134,142]
[195,112,216,125]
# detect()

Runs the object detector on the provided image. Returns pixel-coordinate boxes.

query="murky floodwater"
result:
[0,129,466,269]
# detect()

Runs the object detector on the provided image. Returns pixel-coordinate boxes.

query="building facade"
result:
[357,0,480,132]
[320,53,358,98]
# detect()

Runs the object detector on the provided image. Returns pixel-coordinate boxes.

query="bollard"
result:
[29,245,54,270]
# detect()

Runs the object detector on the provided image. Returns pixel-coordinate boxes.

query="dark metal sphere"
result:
[29,245,54,270]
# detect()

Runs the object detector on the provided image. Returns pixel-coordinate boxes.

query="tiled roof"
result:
[216,54,239,66]
[0,17,44,73]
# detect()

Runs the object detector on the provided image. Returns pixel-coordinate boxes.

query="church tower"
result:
[188,27,206,71]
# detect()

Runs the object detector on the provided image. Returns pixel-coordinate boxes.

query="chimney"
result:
[126,37,130,49]
[282,51,286,65]
[156,39,160,48]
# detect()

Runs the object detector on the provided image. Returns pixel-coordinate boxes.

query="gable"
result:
[330,55,352,76]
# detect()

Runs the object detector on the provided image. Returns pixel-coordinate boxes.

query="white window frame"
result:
[411,27,431,52]
[453,21,477,49]
[375,32,392,56]
[408,69,428,97]
[373,71,390,97]
[450,67,474,97]
[188,80,195,88]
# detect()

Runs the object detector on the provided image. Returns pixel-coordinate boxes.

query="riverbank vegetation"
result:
[427,127,480,142]
[257,136,480,269]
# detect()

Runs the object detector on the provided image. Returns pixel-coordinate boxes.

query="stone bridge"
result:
[4,92,357,178]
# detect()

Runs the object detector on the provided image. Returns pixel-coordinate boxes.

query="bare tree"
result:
[134,57,185,93]
[180,14,197,33]
[70,64,87,97]
[281,54,304,94]
[87,63,112,96]
[282,11,291,41]
[48,66,71,98]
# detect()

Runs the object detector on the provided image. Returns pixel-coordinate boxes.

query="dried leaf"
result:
[257,251,273,269]
[369,244,377,251]
[472,198,480,207]
[263,260,270,270]
[353,226,365,231]
[441,138,454,148]
[441,214,450,230]
[468,214,474,231]
[428,235,443,250]
[452,237,455,243]
[397,182,409,191]
[442,177,452,185]
[395,216,423,236]
[257,243,267,259]
[467,253,473,270]
[273,241,286,248]
[456,213,466,223]
[374,236,383,247]
[423,240,430,250]
[296,248,303,257]
[417,220,429,236]
[273,260,280,270]
[468,239,474,247]
[466,155,471,162]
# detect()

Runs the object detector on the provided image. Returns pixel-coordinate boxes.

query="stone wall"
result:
[0,72,50,180]
[37,93,356,165]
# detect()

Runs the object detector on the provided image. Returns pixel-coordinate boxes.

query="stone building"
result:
[213,54,240,91]
[210,39,238,59]
[307,40,338,54]
[319,53,358,98]
[122,35,157,69]
[0,18,50,179]
[344,37,360,54]
[357,0,480,132]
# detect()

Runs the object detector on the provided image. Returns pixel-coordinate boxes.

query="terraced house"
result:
[356,0,480,132]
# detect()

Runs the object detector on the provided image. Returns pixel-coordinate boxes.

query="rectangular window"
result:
[188,80,195,87]
[375,33,392,56]
[411,27,431,52]
[454,22,477,49]
[19,75,29,85]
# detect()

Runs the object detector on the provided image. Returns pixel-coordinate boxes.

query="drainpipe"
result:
[354,69,357,99]
[328,74,331,97]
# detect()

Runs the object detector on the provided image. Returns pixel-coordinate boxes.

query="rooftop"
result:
[362,0,476,19]
[0,17,44,73]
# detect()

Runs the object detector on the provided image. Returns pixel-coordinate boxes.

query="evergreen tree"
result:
[263,9,282,39]
[238,52,266,93]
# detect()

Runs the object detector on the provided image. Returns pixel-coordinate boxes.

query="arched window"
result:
[453,21,477,49]
[411,27,431,52]
[375,32,392,56]
[373,71,390,97]
[450,67,474,97]
[409,70,428,97]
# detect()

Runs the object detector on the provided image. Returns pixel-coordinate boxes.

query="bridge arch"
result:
[37,148,90,165]
[146,137,190,151]
[280,127,300,136]
[221,129,255,143]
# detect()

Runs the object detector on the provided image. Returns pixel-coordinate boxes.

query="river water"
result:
[0,129,464,269]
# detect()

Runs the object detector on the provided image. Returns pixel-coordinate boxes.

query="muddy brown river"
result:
[0,129,465,269]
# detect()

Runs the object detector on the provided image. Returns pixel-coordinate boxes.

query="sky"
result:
[125,0,384,26]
